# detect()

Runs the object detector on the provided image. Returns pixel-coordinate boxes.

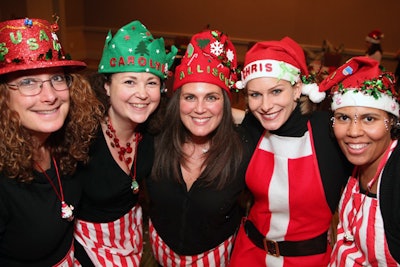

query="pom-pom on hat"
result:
[0,18,86,76]
[236,37,326,103]
[319,56,399,117]
[173,30,239,97]
[366,29,384,44]
[98,20,177,79]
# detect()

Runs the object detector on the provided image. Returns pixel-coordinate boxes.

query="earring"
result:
[331,117,335,127]
[384,118,390,131]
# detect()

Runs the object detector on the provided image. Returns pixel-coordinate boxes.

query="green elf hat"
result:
[98,20,177,79]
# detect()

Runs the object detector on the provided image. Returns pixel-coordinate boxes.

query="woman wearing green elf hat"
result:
[73,20,177,266]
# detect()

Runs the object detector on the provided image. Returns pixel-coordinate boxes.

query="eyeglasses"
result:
[6,74,73,96]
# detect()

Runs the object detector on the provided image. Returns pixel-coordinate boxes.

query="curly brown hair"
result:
[0,73,104,183]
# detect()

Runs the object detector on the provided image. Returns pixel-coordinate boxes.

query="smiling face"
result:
[106,72,161,126]
[333,106,392,170]
[179,82,224,140]
[246,77,301,131]
[5,68,70,138]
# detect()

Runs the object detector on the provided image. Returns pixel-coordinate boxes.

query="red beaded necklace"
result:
[35,156,75,221]
[105,117,141,194]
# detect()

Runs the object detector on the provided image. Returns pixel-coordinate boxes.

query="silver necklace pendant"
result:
[131,179,139,194]
[344,231,354,243]
[61,201,74,221]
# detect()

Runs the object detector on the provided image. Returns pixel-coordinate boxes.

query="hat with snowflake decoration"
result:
[173,29,239,97]
[319,56,399,117]
[98,20,177,79]
[366,29,384,44]
[236,37,326,103]
[0,17,86,76]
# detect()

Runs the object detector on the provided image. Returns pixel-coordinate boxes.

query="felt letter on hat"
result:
[10,31,22,44]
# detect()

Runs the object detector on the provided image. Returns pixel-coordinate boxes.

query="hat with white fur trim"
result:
[319,56,399,117]
[236,37,326,103]
[366,29,384,44]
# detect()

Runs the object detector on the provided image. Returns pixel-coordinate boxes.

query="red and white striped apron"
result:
[330,141,399,267]
[229,123,332,267]
[53,241,81,267]
[149,219,234,267]
[74,205,143,267]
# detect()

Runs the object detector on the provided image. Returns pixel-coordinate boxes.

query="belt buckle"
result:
[263,238,280,257]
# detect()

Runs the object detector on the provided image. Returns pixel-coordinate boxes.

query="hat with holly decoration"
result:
[319,56,399,117]
[0,17,86,76]
[236,36,326,103]
[98,20,177,79]
[173,30,239,97]
[366,29,384,44]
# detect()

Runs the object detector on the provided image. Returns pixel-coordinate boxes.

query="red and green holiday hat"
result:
[98,20,177,79]
[236,37,326,103]
[319,56,399,117]
[0,18,86,75]
[173,29,239,97]
[366,29,384,44]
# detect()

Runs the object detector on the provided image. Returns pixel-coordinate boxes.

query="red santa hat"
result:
[366,29,384,44]
[236,37,326,103]
[319,56,399,117]
[173,30,238,98]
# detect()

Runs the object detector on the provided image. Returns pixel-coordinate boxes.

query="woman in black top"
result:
[0,18,102,266]
[146,29,253,267]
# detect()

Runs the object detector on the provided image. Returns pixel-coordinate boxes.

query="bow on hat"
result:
[319,56,399,117]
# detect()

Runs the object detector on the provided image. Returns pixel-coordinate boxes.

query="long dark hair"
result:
[151,88,243,189]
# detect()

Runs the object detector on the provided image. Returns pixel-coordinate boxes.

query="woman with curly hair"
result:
[0,18,103,266]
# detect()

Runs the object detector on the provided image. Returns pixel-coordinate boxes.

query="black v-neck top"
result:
[75,128,154,222]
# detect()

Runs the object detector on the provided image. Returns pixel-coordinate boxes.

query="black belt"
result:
[244,219,327,257]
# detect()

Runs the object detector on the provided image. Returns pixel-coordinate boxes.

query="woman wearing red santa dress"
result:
[319,56,400,266]
[228,37,351,266]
